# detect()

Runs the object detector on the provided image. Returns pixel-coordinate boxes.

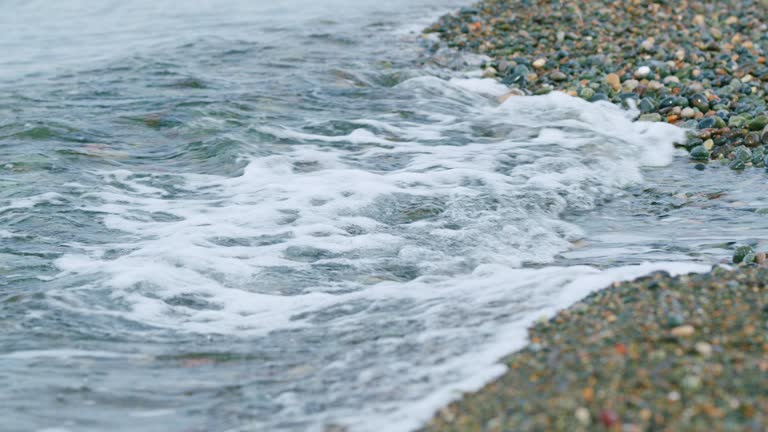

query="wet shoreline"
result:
[421,1,768,430]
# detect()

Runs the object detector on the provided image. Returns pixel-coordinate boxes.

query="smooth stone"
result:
[729,159,746,170]
[729,115,748,128]
[532,58,547,69]
[638,98,656,113]
[762,125,768,144]
[579,87,595,100]
[659,96,678,109]
[605,73,621,91]
[733,245,754,263]
[690,145,710,160]
[482,67,497,78]
[694,163,707,170]
[550,71,567,81]
[698,117,717,129]
[752,147,765,166]
[639,113,662,122]
[589,93,609,102]
[622,79,639,92]
[713,116,727,128]
[634,66,651,79]
[745,132,762,147]
[748,115,768,131]
[735,146,752,162]
[690,93,710,111]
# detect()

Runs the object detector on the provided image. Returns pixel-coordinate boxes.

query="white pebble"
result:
[634,66,651,79]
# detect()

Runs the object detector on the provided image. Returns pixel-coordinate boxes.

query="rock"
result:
[647,80,664,91]
[605,73,621,91]
[550,71,567,81]
[703,139,714,150]
[638,98,656,113]
[670,325,695,337]
[622,79,639,92]
[690,145,710,160]
[729,159,746,170]
[660,96,678,109]
[749,115,768,131]
[498,88,525,103]
[681,107,696,119]
[634,66,651,79]
[695,342,713,356]
[733,245,754,264]
[745,132,762,148]
[482,66,497,78]
[532,58,547,69]
[578,87,595,100]
[698,117,717,129]
[729,115,748,128]
[756,251,766,264]
[690,93,710,111]
[639,113,662,122]
[762,125,768,144]
[735,146,752,162]
[575,407,591,425]
[599,410,619,428]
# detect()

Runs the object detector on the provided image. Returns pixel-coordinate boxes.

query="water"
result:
[2,1,768,431]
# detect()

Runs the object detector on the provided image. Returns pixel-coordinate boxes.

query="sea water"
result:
[2,1,768,431]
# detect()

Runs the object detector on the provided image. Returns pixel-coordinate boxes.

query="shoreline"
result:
[419,0,768,430]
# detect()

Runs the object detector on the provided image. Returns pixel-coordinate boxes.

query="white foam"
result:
[448,77,510,97]
[47,78,690,431]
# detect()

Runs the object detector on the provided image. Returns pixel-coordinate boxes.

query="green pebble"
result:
[735,146,752,162]
[729,115,747,128]
[690,145,710,160]
[733,245,754,264]
[579,87,595,100]
[639,113,662,122]
[748,115,768,131]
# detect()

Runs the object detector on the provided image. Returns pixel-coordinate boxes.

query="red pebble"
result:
[600,409,619,428]
[614,343,627,356]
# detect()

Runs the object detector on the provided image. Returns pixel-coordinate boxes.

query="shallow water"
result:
[2,1,767,431]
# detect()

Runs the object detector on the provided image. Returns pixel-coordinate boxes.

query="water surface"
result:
[2,1,767,431]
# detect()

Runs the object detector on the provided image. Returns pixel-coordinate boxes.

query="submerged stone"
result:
[690,145,710,160]
[733,245,754,264]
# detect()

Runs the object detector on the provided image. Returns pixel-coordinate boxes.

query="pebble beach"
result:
[422,1,768,430]
[425,0,768,169]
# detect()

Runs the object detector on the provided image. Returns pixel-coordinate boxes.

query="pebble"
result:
[532,58,546,69]
[575,407,590,425]
[604,73,620,91]
[634,66,651,79]
[670,325,695,337]
[695,342,713,356]
[550,71,567,81]
[681,107,696,119]
[639,113,662,122]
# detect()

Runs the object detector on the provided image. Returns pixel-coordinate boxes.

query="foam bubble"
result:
[47,77,689,430]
